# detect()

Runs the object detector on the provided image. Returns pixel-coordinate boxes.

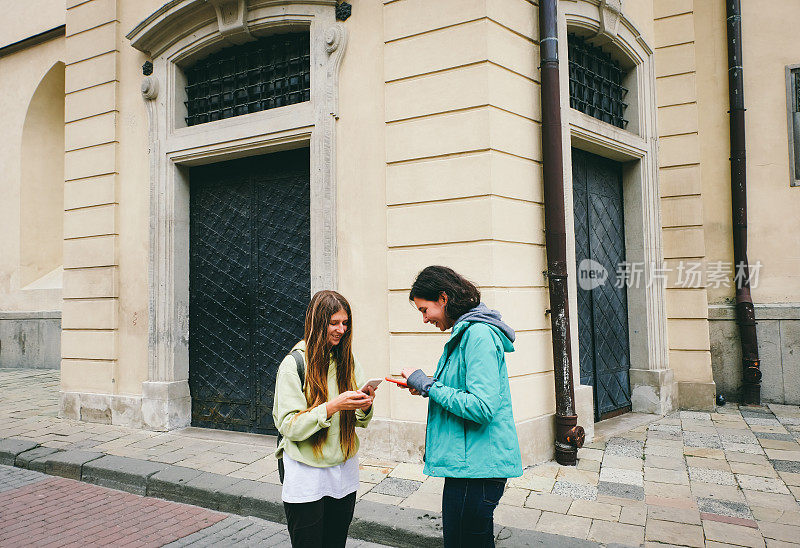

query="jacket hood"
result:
[453,303,515,350]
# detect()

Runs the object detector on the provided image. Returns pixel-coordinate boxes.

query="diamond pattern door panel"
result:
[189,149,310,434]
[572,148,632,421]
[253,158,311,433]
[572,149,595,392]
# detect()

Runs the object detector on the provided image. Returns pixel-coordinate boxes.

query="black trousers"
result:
[283,491,357,548]
[442,477,506,548]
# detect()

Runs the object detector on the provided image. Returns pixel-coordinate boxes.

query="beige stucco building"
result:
[1,0,798,466]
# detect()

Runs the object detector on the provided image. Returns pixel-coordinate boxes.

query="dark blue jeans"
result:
[442,477,506,548]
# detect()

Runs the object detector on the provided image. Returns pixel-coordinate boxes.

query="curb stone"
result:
[350,500,442,548]
[83,455,168,496]
[0,437,603,547]
[238,480,285,523]
[182,471,249,513]
[14,446,61,470]
[42,449,105,480]
[0,439,38,465]
[147,465,204,502]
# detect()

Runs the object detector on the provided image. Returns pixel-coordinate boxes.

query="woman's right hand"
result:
[326,390,372,417]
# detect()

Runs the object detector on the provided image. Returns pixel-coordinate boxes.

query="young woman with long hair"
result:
[401,265,522,548]
[273,290,376,547]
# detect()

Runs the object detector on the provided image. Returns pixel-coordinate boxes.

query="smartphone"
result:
[384,376,408,388]
[359,378,383,392]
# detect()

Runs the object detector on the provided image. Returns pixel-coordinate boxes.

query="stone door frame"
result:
[127,0,345,430]
[560,0,673,435]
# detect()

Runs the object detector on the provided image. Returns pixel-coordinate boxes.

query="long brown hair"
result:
[299,290,358,458]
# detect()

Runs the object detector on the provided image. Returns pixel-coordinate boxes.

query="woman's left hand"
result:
[401,367,422,396]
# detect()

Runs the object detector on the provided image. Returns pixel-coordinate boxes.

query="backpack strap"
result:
[290,349,305,387]
[278,350,306,443]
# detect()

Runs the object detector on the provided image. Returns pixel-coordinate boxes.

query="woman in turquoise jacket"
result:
[402,265,522,548]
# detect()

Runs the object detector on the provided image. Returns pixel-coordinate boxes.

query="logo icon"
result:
[578,259,608,291]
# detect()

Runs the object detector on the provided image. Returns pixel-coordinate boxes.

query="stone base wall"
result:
[0,312,61,369]
[709,304,800,405]
[60,391,143,427]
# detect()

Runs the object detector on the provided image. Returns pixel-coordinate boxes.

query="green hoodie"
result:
[272,340,373,467]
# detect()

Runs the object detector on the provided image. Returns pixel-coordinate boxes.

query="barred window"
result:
[184,32,310,127]
[568,34,629,129]
[787,66,800,186]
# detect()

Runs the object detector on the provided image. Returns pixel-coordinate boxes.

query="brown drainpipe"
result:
[539,0,585,465]
[725,0,761,404]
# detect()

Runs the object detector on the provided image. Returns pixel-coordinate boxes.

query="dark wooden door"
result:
[572,148,631,421]
[189,148,310,434]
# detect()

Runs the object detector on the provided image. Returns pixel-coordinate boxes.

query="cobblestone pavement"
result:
[0,465,385,547]
[3,368,800,546]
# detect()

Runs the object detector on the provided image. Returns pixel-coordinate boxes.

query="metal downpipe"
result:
[539,0,584,465]
[725,0,761,404]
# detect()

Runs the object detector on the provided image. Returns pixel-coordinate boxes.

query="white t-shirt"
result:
[281,452,360,504]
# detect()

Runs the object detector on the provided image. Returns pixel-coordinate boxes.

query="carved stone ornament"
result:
[324,24,347,118]
[207,0,252,44]
[141,76,159,100]
[598,0,623,40]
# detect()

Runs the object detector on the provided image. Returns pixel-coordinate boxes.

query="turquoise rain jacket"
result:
[423,319,523,478]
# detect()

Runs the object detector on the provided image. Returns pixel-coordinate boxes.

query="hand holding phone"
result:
[384,376,408,388]
[359,378,383,393]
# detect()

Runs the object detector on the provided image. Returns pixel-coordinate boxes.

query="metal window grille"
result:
[184,32,310,126]
[568,34,629,129]
[794,69,800,113]
[790,68,800,184]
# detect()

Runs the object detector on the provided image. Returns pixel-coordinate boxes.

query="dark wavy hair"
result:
[409,266,481,322]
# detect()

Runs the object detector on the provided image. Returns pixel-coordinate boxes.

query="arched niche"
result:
[20,61,65,288]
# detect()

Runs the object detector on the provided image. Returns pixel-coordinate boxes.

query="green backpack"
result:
[277,349,305,484]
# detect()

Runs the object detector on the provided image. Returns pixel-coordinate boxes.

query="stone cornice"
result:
[127,0,336,57]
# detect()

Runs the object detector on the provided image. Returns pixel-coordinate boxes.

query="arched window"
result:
[20,62,65,287]
[184,32,310,126]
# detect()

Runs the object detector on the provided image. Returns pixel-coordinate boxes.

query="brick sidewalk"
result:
[2,368,800,547]
[0,465,386,547]
[0,464,226,547]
